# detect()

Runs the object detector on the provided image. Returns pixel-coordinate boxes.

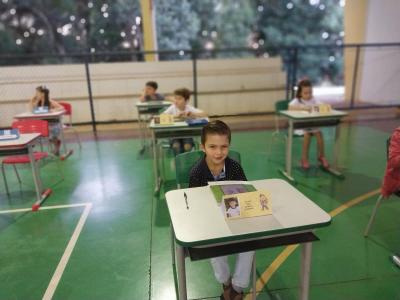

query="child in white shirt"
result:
[164,88,206,154]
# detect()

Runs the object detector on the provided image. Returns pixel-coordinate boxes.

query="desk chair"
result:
[59,102,82,149]
[364,138,400,237]
[1,120,52,195]
[272,99,290,136]
[267,99,303,159]
[159,138,200,180]
[173,150,257,299]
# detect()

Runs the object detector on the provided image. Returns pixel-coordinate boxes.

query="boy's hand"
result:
[32,97,40,105]
[186,111,195,119]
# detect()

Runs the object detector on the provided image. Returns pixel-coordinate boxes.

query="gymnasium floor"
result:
[0,117,399,300]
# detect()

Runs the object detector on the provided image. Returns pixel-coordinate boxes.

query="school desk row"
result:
[143,106,348,193]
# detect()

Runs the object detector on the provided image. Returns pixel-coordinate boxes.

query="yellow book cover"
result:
[160,114,174,125]
[318,103,332,114]
[222,190,272,219]
[311,104,331,114]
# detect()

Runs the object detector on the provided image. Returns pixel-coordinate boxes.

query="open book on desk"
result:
[208,181,272,219]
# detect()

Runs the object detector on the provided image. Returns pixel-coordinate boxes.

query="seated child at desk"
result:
[139,81,164,102]
[289,79,330,170]
[29,86,64,155]
[189,120,253,300]
[163,88,207,155]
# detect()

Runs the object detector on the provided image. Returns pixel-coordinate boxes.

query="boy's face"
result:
[229,200,237,208]
[201,134,229,165]
[174,95,187,110]
[145,85,156,96]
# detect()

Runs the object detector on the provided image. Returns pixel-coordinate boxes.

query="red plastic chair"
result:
[1,120,50,195]
[59,102,81,149]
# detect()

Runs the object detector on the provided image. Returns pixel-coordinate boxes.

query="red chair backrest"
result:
[12,120,49,137]
[59,102,72,116]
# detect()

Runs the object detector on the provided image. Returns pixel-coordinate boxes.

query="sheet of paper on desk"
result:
[209,181,256,204]
[33,106,49,114]
[223,190,272,220]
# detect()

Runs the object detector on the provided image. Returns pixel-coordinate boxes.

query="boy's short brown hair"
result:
[174,88,191,101]
[201,120,231,145]
[146,81,158,90]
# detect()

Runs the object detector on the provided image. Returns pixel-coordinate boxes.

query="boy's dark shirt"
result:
[144,93,164,101]
[189,156,247,188]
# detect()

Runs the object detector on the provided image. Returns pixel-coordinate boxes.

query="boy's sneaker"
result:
[318,156,330,169]
[229,287,244,300]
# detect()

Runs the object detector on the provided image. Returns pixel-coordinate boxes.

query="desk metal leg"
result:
[152,131,161,194]
[299,242,312,300]
[171,225,176,266]
[281,120,295,182]
[171,226,180,299]
[333,124,340,169]
[364,194,383,237]
[324,124,344,178]
[138,112,146,153]
[59,116,73,160]
[176,244,187,300]
[28,144,43,202]
[252,254,257,300]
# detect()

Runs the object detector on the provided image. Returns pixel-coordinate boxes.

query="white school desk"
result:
[166,179,331,300]
[135,101,171,153]
[278,109,348,182]
[149,119,205,193]
[14,110,73,159]
[0,133,45,202]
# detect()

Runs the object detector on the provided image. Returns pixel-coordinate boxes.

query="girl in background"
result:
[29,86,64,155]
[289,79,330,170]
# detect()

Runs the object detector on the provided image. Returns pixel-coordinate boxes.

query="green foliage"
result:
[154,0,199,59]
[254,0,344,83]
[190,0,255,57]
[0,0,344,83]
[0,0,142,60]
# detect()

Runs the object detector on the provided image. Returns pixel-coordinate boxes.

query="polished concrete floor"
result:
[0,119,400,300]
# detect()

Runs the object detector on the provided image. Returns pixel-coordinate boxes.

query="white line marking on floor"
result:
[42,202,93,300]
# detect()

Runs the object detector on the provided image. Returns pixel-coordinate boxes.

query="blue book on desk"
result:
[33,106,49,114]
[186,118,209,126]
[0,129,20,141]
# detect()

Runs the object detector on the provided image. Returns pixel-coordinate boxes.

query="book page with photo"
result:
[222,190,272,220]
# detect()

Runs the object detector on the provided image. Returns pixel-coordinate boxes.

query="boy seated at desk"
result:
[189,120,253,300]
[139,81,165,102]
[29,85,64,155]
[163,87,207,155]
